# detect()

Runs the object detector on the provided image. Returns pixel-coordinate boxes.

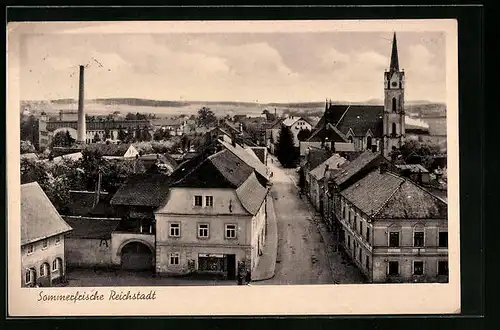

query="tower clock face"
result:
[391,81,398,87]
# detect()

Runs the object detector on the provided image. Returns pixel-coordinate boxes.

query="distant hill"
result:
[20,98,446,118]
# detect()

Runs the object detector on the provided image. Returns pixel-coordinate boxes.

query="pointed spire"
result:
[325,98,329,111]
[390,32,399,72]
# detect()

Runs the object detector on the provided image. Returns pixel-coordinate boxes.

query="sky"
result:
[17,25,447,103]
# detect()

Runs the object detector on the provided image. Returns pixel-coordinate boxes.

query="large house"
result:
[21,182,73,287]
[84,143,139,159]
[337,164,448,283]
[154,148,269,279]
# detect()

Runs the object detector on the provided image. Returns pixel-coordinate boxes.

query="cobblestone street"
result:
[255,157,366,285]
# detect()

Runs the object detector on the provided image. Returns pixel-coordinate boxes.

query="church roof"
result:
[307,123,349,143]
[312,105,384,139]
[335,105,384,137]
[390,32,400,72]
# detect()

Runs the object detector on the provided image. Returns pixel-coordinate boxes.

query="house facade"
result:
[337,165,448,283]
[21,182,73,287]
[154,150,268,279]
[282,116,313,147]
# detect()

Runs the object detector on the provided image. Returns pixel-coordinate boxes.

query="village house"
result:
[154,148,269,279]
[151,117,186,136]
[281,116,313,147]
[307,154,348,214]
[337,164,448,283]
[302,146,333,197]
[265,118,284,155]
[21,182,73,287]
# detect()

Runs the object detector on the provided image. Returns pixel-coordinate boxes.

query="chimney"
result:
[239,123,243,133]
[77,65,86,144]
[380,163,388,174]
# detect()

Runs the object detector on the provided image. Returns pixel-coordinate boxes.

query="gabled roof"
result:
[282,116,309,127]
[21,182,73,245]
[307,123,349,143]
[342,169,447,219]
[310,154,348,181]
[218,139,268,181]
[267,118,284,129]
[20,153,39,161]
[209,149,255,187]
[235,172,269,215]
[332,150,383,186]
[64,217,121,239]
[335,105,384,137]
[396,164,429,173]
[85,143,133,157]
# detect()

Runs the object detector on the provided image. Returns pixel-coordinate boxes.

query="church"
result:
[307,33,426,158]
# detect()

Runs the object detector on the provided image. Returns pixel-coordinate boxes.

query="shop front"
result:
[198,253,236,280]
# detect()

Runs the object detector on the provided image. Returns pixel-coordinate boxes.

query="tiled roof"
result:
[307,123,349,143]
[208,149,254,187]
[21,182,73,245]
[332,150,382,186]
[236,172,269,215]
[63,216,121,239]
[250,147,266,164]
[267,118,284,129]
[335,105,384,137]
[282,116,306,127]
[218,139,268,181]
[306,147,332,171]
[342,169,405,217]
[310,154,348,181]
[313,105,348,130]
[110,173,174,207]
[174,152,243,189]
[85,143,133,157]
[151,117,183,127]
[342,169,447,219]
[66,191,123,217]
[51,152,83,164]
[375,180,448,219]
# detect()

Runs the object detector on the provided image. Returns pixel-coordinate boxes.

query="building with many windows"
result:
[337,163,448,283]
[21,182,73,287]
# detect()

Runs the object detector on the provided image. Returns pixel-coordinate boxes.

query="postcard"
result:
[7,19,459,316]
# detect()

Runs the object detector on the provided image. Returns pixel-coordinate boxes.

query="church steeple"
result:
[390,32,399,72]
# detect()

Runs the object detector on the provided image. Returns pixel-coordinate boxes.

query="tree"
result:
[80,148,105,190]
[125,112,136,120]
[20,140,36,154]
[276,125,298,168]
[20,115,37,144]
[117,126,127,141]
[141,128,152,142]
[262,109,276,122]
[297,128,312,141]
[196,107,217,128]
[104,127,110,140]
[51,131,74,147]
[93,133,101,143]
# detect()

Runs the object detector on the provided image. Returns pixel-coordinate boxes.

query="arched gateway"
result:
[119,241,154,271]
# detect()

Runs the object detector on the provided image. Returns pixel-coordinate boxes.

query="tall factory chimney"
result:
[77,65,86,144]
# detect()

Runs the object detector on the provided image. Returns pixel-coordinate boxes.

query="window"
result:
[169,252,180,265]
[27,244,34,254]
[225,224,237,239]
[55,235,61,245]
[42,239,48,250]
[391,122,397,136]
[438,261,449,276]
[388,261,399,276]
[413,231,425,247]
[413,261,424,275]
[205,196,214,207]
[392,97,397,112]
[198,223,209,238]
[354,215,357,230]
[348,210,351,224]
[366,227,370,242]
[169,223,180,237]
[347,235,351,249]
[360,222,363,236]
[342,206,346,220]
[52,259,59,271]
[439,231,448,248]
[358,248,362,262]
[194,195,202,206]
[25,269,33,284]
[389,232,400,247]
[365,256,370,269]
[40,263,49,277]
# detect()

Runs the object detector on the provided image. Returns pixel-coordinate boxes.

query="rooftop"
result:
[310,154,348,181]
[21,182,73,245]
[85,143,133,157]
[332,150,383,187]
[63,216,121,239]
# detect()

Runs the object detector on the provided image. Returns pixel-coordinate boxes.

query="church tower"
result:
[382,33,405,158]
